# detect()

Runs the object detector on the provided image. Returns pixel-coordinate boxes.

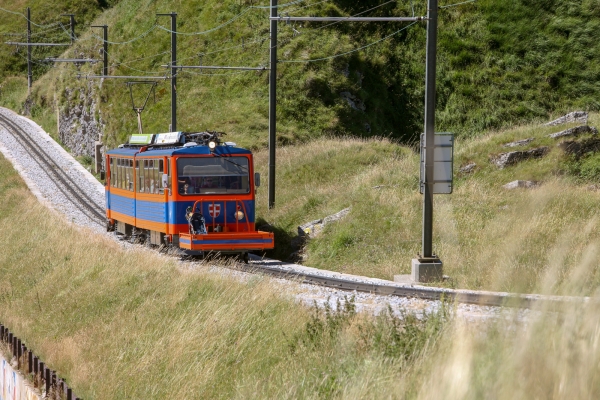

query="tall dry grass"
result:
[254,116,600,295]
[0,154,450,399]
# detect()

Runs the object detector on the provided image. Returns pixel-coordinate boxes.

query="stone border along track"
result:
[0,108,589,312]
[0,112,106,226]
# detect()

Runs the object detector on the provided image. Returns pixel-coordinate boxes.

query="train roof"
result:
[106,145,252,157]
[106,131,252,157]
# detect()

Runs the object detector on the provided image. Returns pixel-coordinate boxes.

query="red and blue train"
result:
[104,131,274,261]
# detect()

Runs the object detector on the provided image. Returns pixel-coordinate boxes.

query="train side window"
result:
[166,158,172,191]
[139,160,144,193]
[144,160,153,194]
[119,158,123,190]
[136,160,141,193]
[122,158,127,190]
[110,158,115,187]
[153,159,159,193]
[117,158,123,189]
[115,158,120,188]
[127,159,133,191]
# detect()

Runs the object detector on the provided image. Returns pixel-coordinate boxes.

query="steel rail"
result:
[239,256,586,310]
[0,113,106,225]
[0,113,586,312]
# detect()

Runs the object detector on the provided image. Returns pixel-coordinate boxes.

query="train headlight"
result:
[235,210,245,220]
[209,141,216,150]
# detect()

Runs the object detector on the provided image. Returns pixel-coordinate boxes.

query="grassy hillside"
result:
[3,133,600,399]
[255,113,600,295]
[0,150,448,399]
[2,0,600,147]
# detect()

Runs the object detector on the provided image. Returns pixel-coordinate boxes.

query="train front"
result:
[171,133,274,258]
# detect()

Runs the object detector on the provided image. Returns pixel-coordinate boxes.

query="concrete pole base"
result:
[411,258,443,283]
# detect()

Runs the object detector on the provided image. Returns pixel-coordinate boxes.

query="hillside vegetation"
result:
[2,131,600,398]
[0,151,449,399]
[255,112,600,295]
[2,0,600,147]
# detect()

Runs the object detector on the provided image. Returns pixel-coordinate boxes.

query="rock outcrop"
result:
[491,147,549,169]
[298,207,352,239]
[502,180,540,189]
[340,92,366,112]
[503,138,534,147]
[548,125,598,139]
[545,111,588,126]
[58,80,104,158]
[558,138,600,159]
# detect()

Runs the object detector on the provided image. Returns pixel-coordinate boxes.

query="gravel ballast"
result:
[0,107,538,323]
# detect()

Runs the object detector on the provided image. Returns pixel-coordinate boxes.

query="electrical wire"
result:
[176,68,263,77]
[0,6,60,28]
[90,24,158,45]
[279,20,418,63]
[113,62,167,75]
[439,0,476,9]
[309,0,399,31]
[266,0,412,56]
[1,24,64,38]
[156,8,252,36]
[57,21,76,42]
[106,50,171,65]
[285,0,330,13]
[250,0,320,9]
[152,0,324,37]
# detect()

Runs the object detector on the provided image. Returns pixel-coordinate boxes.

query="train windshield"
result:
[177,156,250,195]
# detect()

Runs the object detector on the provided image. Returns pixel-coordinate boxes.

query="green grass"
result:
[0,151,449,399]
[252,113,600,295]
[3,0,600,149]
[5,145,600,399]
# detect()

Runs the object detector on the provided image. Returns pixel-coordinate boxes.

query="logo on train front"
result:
[209,203,221,218]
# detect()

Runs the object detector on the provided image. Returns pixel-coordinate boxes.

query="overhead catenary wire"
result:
[156,9,252,36]
[164,35,269,68]
[308,0,400,31]
[284,0,330,13]
[145,0,322,38]
[264,0,414,56]
[90,23,158,45]
[0,6,60,28]
[248,0,307,9]
[279,20,419,63]
[1,23,63,38]
[106,49,172,74]
[176,68,263,77]
[439,0,476,9]
[57,21,76,42]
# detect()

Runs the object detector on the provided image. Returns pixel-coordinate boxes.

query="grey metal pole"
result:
[422,0,438,259]
[268,0,277,209]
[157,13,177,132]
[26,7,32,92]
[102,25,108,76]
[171,12,177,132]
[92,25,108,76]
[70,15,75,43]
[60,14,75,43]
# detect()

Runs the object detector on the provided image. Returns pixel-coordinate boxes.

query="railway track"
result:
[244,255,585,310]
[0,112,106,226]
[0,108,588,311]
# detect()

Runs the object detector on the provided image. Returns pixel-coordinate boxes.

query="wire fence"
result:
[0,323,80,400]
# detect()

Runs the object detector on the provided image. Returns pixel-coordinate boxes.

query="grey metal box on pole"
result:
[420,133,453,194]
